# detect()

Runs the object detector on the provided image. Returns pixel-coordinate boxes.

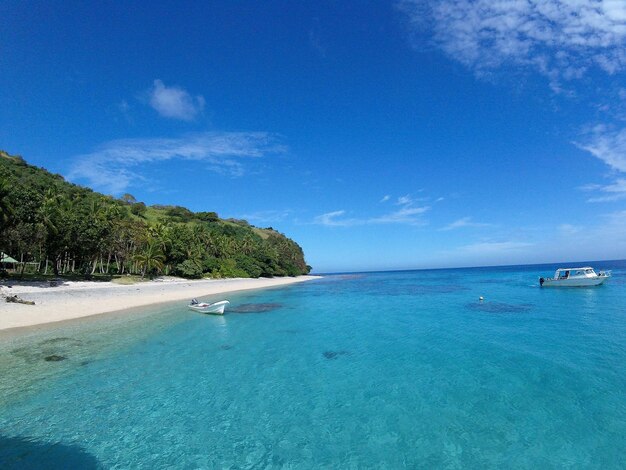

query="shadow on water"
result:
[0,435,101,469]
[229,303,283,314]
[43,354,67,362]
[323,350,351,360]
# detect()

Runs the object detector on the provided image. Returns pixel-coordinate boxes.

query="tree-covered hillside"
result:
[0,151,311,278]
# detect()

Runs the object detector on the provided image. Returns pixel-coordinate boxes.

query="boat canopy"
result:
[554,267,595,278]
[555,267,593,272]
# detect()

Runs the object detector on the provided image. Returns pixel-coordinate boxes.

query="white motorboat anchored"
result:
[188,299,230,315]
[539,267,610,287]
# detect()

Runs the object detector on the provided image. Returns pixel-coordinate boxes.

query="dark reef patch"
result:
[11,336,84,363]
[0,435,101,469]
[323,350,350,360]
[44,355,67,362]
[229,303,283,314]
[467,301,533,313]
[220,344,233,350]
[39,337,83,347]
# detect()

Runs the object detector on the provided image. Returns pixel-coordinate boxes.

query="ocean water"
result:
[1,261,626,469]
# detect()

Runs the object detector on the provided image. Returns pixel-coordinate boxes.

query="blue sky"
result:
[2,1,626,272]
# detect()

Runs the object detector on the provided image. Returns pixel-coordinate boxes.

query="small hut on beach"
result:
[0,252,19,272]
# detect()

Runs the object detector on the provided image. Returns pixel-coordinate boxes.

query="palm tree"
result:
[39,189,60,234]
[239,235,255,255]
[148,222,171,252]
[134,240,165,278]
[216,235,236,258]
[0,180,14,228]
[39,190,65,275]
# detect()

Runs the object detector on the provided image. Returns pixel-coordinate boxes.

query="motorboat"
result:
[539,267,610,287]
[188,299,230,314]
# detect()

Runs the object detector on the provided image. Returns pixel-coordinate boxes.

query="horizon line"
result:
[312,258,625,276]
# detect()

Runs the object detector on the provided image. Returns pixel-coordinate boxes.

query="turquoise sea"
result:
[1,261,626,468]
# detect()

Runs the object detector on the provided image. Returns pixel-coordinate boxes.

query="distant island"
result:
[0,150,311,279]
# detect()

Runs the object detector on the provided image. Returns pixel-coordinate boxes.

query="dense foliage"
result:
[0,151,311,278]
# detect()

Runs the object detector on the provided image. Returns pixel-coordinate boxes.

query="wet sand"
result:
[0,276,320,331]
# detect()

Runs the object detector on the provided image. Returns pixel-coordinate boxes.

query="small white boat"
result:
[188,299,230,315]
[539,267,610,287]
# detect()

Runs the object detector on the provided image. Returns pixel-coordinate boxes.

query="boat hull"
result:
[541,276,608,287]
[188,300,230,315]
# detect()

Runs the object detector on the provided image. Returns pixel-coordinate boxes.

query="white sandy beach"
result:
[0,276,320,331]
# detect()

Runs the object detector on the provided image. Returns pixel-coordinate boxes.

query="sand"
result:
[0,276,320,331]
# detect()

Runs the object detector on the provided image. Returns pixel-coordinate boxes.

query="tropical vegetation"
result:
[0,151,311,279]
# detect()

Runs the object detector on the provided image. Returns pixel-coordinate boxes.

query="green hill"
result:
[0,150,311,278]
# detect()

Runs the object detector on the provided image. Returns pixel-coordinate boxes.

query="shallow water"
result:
[1,261,626,468]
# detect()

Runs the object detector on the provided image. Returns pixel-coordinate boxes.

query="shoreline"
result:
[0,275,320,332]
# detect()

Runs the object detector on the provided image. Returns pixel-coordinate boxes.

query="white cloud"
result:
[576,125,626,172]
[369,205,429,225]
[68,132,286,194]
[148,79,205,121]
[204,158,246,177]
[314,210,357,227]
[581,178,626,202]
[440,216,492,231]
[313,198,430,227]
[399,0,626,86]
[399,1,626,205]
[576,126,626,201]
[397,195,412,205]
[314,193,439,227]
